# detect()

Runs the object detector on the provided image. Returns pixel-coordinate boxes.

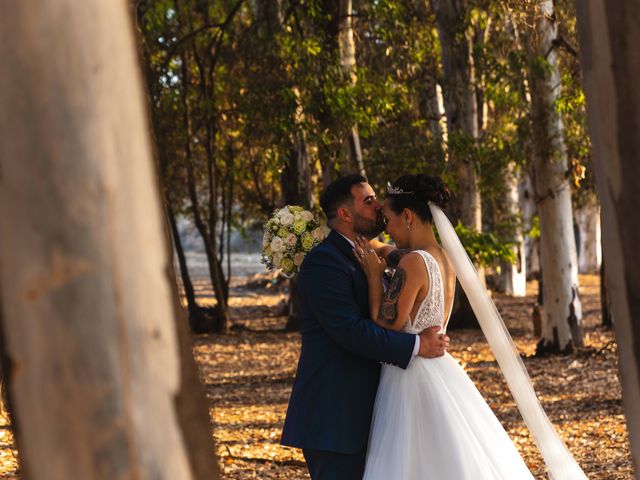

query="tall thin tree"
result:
[431,0,483,233]
[525,0,583,353]
[339,0,366,176]
[431,0,485,329]
[0,2,219,478]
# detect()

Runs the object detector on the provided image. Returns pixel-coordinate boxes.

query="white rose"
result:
[312,227,326,242]
[301,210,314,222]
[273,253,283,268]
[280,212,295,226]
[293,252,306,267]
[284,233,297,248]
[263,231,271,247]
[270,236,284,253]
[277,207,289,218]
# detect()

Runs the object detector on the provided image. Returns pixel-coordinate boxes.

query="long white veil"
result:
[429,202,587,480]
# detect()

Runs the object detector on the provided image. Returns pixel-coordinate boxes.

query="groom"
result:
[281,174,449,479]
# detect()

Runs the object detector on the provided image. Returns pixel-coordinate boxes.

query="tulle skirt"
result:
[363,353,534,479]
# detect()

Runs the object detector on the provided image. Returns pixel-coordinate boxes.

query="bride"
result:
[353,174,586,479]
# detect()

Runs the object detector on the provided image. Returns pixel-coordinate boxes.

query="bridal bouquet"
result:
[261,205,329,277]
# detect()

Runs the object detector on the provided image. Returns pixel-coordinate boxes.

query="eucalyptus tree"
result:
[338,0,366,175]
[0,1,219,477]
[576,0,640,469]
[136,0,251,332]
[523,0,584,353]
[431,0,483,235]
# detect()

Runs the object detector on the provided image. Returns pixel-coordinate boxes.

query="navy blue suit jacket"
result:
[281,230,416,454]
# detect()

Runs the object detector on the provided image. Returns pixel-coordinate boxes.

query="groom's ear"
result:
[336,206,352,223]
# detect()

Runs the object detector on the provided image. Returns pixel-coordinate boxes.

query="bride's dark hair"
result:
[386,174,450,223]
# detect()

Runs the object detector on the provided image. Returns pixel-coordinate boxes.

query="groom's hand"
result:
[418,326,449,358]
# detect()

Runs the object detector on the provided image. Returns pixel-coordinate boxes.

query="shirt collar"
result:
[336,231,355,248]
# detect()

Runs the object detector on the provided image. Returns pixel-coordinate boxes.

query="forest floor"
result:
[0,274,633,479]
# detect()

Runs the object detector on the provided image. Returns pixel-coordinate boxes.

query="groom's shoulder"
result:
[300,237,350,273]
[303,238,341,264]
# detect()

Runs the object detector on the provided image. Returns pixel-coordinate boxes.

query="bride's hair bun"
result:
[386,174,450,223]
[415,174,450,209]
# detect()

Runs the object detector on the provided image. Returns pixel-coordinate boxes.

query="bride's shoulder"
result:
[396,251,428,274]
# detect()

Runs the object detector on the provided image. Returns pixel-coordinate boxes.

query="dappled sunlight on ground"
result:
[0,274,631,479]
[198,273,632,479]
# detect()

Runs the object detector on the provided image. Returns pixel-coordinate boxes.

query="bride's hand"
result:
[353,236,387,279]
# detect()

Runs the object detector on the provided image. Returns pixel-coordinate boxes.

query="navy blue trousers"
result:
[303,447,367,480]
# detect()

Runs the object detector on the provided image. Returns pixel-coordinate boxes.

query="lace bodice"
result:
[401,250,451,334]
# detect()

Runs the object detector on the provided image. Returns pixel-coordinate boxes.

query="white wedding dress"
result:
[363,250,534,479]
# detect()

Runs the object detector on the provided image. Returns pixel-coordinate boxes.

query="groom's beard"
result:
[353,211,386,239]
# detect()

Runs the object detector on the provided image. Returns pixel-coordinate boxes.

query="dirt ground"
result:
[201,273,633,479]
[0,274,633,479]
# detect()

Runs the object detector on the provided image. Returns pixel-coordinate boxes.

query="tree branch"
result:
[553,32,578,58]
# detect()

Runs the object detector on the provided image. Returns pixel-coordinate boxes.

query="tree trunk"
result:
[472,15,491,136]
[575,1,640,468]
[422,77,445,151]
[179,49,231,333]
[0,2,219,478]
[526,0,583,354]
[0,358,10,420]
[281,132,314,331]
[431,0,482,233]
[496,164,527,297]
[600,261,613,329]
[167,203,198,316]
[253,0,283,34]
[162,196,221,480]
[522,175,543,338]
[281,131,314,210]
[431,0,484,329]
[186,157,232,333]
[521,172,540,279]
[134,4,213,334]
[316,0,340,187]
[205,135,230,307]
[576,198,602,274]
[189,5,233,329]
[259,0,315,331]
[338,0,365,176]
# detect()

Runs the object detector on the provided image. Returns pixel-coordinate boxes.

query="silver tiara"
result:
[386,181,414,195]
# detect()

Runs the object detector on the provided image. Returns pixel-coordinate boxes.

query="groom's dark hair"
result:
[319,173,367,223]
